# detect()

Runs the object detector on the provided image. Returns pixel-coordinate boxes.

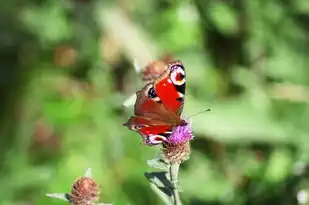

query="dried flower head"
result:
[140,53,174,82]
[66,176,100,205]
[162,123,194,164]
[46,168,102,205]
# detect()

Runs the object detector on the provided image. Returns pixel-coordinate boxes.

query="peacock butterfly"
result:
[123,60,188,145]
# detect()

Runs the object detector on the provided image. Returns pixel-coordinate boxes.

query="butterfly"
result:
[123,60,188,145]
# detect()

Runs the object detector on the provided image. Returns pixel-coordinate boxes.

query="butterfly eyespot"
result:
[147,87,157,98]
[170,66,186,86]
[176,73,185,81]
[146,135,167,145]
[133,125,147,130]
[142,84,160,102]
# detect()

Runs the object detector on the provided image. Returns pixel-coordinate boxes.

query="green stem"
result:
[169,163,182,205]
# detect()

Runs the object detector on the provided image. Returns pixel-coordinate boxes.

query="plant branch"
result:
[145,159,184,205]
[169,163,182,205]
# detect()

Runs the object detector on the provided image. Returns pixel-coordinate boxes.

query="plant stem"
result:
[169,163,182,205]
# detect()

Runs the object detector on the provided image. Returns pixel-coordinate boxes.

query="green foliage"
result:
[1,0,309,204]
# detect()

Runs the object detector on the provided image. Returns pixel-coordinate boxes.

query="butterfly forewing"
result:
[153,61,186,116]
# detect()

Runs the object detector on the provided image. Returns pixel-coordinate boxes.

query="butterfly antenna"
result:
[187,108,211,119]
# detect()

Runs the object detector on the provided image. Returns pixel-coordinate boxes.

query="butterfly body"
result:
[124,60,187,145]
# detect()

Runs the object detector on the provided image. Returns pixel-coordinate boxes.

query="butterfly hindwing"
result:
[124,116,173,145]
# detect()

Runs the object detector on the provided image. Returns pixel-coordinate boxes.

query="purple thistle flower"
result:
[166,122,194,145]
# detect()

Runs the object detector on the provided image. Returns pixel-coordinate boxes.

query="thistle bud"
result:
[46,168,102,205]
[66,176,100,205]
[140,53,174,82]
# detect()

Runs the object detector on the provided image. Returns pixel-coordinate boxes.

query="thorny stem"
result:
[169,163,182,205]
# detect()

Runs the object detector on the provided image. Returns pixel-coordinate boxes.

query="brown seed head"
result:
[140,53,174,82]
[141,61,168,82]
[68,177,100,205]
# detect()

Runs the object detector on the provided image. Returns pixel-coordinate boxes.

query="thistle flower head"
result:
[162,122,194,164]
[166,122,194,145]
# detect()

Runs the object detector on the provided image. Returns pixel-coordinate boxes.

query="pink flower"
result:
[166,122,194,145]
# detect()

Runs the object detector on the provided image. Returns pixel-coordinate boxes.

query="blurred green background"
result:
[2,0,309,204]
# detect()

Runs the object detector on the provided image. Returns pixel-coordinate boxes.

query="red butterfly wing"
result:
[124,116,173,145]
[153,60,186,116]
[124,83,182,145]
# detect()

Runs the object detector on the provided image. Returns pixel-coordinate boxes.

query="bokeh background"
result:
[2,0,309,204]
